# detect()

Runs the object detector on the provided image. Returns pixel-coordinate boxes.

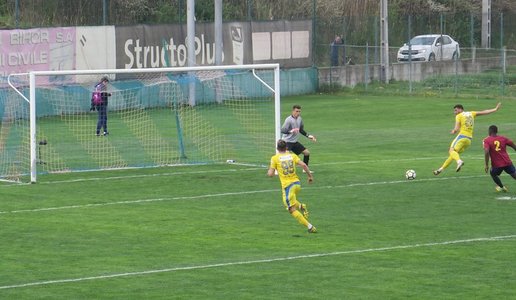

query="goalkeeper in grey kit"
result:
[281,104,317,169]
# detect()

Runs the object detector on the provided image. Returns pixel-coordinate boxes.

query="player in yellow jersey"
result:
[267,139,316,233]
[433,102,501,175]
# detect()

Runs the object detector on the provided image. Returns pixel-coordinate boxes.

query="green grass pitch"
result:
[1,93,516,298]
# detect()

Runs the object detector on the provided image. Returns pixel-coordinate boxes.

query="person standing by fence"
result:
[330,35,343,66]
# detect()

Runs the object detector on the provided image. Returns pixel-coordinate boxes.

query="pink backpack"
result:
[91,92,102,105]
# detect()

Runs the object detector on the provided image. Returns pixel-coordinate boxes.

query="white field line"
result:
[316,155,484,166]
[495,196,516,201]
[0,167,266,187]
[0,175,485,215]
[0,156,485,186]
[1,234,515,290]
[9,168,263,186]
[0,189,271,214]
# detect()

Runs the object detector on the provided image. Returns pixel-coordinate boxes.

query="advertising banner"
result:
[115,20,311,69]
[251,20,312,68]
[0,27,76,78]
[76,26,116,71]
[0,19,312,79]
[115,23,254,69]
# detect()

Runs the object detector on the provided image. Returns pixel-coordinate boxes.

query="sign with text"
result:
[115,20,311,69]
[115,23,254,69]
[0,20,312,78]
[0,27,76,77]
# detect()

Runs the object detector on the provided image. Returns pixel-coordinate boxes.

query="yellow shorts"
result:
[282,182,301,209]
[450,135,472,153]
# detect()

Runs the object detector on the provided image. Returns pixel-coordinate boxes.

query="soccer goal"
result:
[2,64,280,183]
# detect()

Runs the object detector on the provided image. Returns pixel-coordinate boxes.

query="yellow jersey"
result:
[456,111,477,138]
[269,151,300,189]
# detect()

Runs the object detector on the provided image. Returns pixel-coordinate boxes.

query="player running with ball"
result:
[433,102,501,175]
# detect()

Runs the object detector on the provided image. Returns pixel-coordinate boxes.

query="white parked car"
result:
[397,34,460,62]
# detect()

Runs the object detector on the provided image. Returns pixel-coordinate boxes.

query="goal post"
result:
[2,64,281,183]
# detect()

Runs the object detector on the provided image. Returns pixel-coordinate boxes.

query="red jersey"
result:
[483,135,513,168]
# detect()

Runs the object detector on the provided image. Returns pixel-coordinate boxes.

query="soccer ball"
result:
[405,169,416,180]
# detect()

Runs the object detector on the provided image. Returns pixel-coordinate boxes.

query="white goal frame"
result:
[7,63,281,183]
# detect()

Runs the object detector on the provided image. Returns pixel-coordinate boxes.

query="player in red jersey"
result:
[483,125,516,192]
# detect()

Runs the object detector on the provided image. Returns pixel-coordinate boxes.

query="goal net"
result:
[2,64,280,183]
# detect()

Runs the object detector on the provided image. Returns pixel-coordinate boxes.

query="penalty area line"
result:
[0,175,484,215]
[1,234,515,290]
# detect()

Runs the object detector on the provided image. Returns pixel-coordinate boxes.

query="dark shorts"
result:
[490,164,516,176]
[286,142,306,155]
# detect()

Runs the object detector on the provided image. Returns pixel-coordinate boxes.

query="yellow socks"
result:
[441,150,460,170]
[291,210,310,227]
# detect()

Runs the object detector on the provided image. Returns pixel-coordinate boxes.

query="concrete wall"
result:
[318,56,516,87]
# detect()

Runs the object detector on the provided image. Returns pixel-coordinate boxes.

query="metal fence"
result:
[314,11,516,67]
[318,47,516,101]
[313,10,516,99]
